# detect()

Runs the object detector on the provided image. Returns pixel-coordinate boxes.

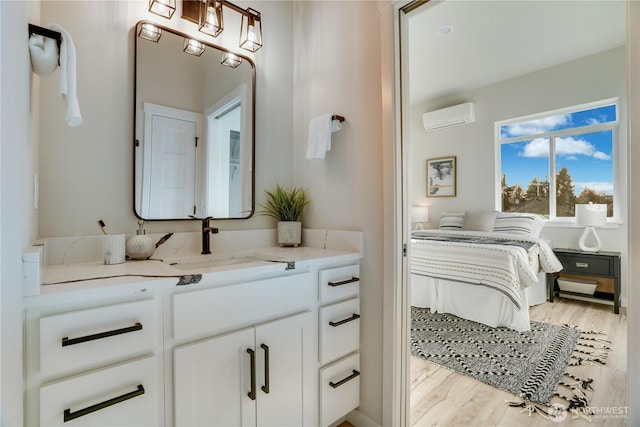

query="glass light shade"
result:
[239,8,262,52]
[149,0,176,19]
[183,38,205,56]
[138,23,162,43]
[221,51,242,68]
[199,0,223,37]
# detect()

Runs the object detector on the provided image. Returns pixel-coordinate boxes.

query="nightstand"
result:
[548,248,621,314]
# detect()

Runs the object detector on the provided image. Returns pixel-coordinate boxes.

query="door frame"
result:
[386,1,640,426]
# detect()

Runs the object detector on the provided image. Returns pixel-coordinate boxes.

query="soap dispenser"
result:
[125,220,156,260]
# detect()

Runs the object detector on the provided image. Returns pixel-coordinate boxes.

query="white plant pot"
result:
[277,221,302,247]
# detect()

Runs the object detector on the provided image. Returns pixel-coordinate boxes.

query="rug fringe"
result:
[509,327,610,421]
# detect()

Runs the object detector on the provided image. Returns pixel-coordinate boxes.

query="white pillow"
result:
[462,210,498,232]
[439,212,464,230]
[494,213,544,237]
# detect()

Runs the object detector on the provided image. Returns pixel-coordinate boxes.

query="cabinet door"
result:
[174,328,255,427]
[255,312,315,427]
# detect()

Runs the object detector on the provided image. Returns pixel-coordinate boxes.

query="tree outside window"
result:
[498,101,617,220]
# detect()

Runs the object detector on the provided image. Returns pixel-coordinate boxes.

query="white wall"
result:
[11,1,388,424]
[292,1,384,423]
[1,1,40,424]
[410,47,629,305]
[38,0,293,237]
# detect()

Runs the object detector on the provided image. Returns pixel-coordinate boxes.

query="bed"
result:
[409,211,563,332]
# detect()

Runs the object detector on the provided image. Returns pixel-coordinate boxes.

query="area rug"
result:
[410,307,610,419]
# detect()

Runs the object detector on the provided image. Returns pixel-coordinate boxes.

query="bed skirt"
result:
[410,272,548,332]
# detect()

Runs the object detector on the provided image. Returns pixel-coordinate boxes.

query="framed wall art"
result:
[427,156,456,197]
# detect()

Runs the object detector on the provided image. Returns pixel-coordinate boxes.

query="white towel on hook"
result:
[48,23,82,127]
[306,114,342,160]
[28,35,58,76]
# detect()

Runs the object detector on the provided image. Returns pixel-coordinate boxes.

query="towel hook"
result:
[332,115,345,123]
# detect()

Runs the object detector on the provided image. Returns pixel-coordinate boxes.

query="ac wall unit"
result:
[423,102,476,131]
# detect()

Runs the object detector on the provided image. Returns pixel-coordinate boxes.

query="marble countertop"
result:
[23,229,364,305]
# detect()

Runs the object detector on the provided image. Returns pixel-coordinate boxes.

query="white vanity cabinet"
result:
[25,243,364,426]
[25,298,161,427]
[174,312,314,426]
[317,264,361,427]
[172,271,316,426]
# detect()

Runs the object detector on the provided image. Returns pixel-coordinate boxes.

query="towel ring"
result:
[29,24,62,51]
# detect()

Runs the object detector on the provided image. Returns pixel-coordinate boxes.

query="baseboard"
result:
[345,409,381,427]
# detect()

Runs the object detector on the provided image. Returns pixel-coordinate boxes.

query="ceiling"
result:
[407,0,626,106]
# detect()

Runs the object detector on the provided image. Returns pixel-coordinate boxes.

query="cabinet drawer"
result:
[320,353,360,427]
[40,356,159,427]
[556,253,612,276]
[319,298,360,365]
[319,264,360,304]
[173,272,313,341]
[40,300,156,379]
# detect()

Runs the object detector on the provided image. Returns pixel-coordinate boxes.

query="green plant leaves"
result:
[258,184,310,222]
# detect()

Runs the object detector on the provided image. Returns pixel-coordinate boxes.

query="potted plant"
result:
[259,184,310,247]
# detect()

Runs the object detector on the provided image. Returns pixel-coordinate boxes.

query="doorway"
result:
[394,1,632,425]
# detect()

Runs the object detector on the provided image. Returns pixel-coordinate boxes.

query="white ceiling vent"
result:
[423,102,476,131]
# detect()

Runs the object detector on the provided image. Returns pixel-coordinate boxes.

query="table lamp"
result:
[411,206,429,230]
[575,203,607,252]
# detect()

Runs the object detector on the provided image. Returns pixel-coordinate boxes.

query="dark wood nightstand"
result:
[548,248,621,314]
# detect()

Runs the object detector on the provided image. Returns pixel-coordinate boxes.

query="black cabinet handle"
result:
[62,322,143,347]
[63,384,145,422]
[328,277,359,287]
[261,344,270,394]
[329,370,360,389]
[247,348,256,400]
[329,313,360,327]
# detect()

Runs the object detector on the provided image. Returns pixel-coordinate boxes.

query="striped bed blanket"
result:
[410,230,563,310]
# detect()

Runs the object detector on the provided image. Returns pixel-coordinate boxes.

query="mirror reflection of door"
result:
[206,100,242,217]
[140,103,202,218]
[134,21,256,220]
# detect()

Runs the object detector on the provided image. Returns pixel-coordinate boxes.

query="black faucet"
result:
[193,216,219,255]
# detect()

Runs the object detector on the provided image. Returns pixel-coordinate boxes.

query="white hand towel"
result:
[28,35,58,77]
[306,114,343,160]
[48,24,82,127]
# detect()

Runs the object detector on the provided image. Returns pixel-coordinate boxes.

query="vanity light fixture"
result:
[199,0,224,37]
[183,38,205,56]
[149,0,176,19]
[138,23,162,42]
[221,51,242,68]
[180,0,263,52]
[239,8,262,52]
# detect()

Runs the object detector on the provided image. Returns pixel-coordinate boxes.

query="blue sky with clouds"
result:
[500,104,615,195]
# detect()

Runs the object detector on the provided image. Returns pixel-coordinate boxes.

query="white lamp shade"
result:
[575,204,607,227]
[411,206,429,223]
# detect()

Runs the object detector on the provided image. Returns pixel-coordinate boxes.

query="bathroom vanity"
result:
[23,229,363,426]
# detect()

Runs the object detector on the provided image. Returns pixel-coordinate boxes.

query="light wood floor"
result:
[410,298,628,426]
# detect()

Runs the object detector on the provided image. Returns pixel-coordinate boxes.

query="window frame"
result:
[494,98,620,225]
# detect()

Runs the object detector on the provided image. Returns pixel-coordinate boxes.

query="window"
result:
[497,99,617,221]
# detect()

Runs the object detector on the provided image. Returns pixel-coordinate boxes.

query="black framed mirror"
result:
[134,21,255,220]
